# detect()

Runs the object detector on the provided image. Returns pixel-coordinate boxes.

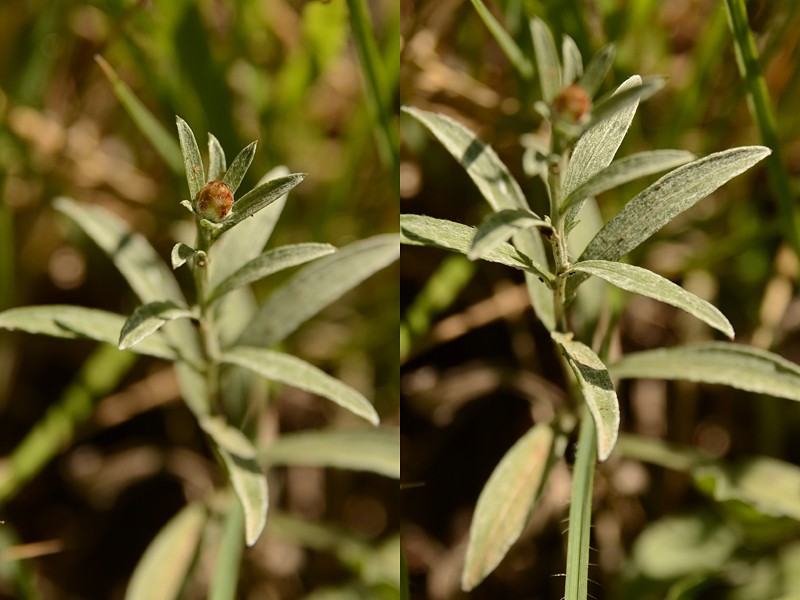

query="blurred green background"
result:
[0,0,398,598]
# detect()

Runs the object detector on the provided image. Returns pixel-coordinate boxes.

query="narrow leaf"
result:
[125,503,206,600]
[462,424,555,591]
[551,332,619,460]
[208,134,226,182]
[94,56,183,174]
[0,305,176,360]
[402,214,552,281]
[207,243,337,305]
[174,362,210,417]
[217,173,305,237]
[222,141,257,194]
[240,233,399,347]
[562,34,583,86]
[578,44,616,98]
[609,342,800,402]
[216,446,268,547]
[469,0,534,78]
[221,346,379,425]
[530,17,562,103]
[201,416,257,459]
[208,497,244,600]
[171,243,196,269]
[469,209,550,260]
[119,301,195,350]
[586,76,665,132]
[176,116,205,200]
[260,428,400,478]
[567,260,734,339]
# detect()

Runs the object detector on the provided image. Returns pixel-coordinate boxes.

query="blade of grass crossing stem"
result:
[209,499,245,600]
[724,0,800,256]
[94,56,183,175]
[345,0,399,183]
[0,345,137,505]
[469,0,534,78]
[565,414,597,600]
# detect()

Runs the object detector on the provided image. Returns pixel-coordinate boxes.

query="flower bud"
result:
[196,180,233,222]
[553,84,592,122]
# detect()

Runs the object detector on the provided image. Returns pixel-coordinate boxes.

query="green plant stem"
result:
[547,141,570,332]
[193,223,221,409]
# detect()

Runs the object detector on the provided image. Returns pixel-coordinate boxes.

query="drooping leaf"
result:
[609,342,800,402]
[530,17,562,103]
[551,332,619,460]
[200,416,257,459]
[562,34,583,86]
[119,301,195,350]
[216,173,305,237]
[260,428,400,478]
[208,133,226,182]
[469,0,533,78]
[171,243,196,269]
[176,116,205,200]
[469,209,551,261]
[206,243,337,305]
[222,141,257,194]
[0,305,176,360]
[578,44,616,98]
[240,233,399,347]
[221,346,379,425]
[567,260,734,339]
[402,215,552,282]
[216,446,268,547]
[125,502,207,600]
[462,423,556,591]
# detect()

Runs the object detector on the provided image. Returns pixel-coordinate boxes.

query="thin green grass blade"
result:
[469,0,534,78]
[208,134,226,182]
[221,141,257,195]
[176,116,205,201]
[94,55,183,174]
[208,498,244,600]
[530,17,562,103]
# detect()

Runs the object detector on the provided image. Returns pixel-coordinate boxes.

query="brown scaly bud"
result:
[552,84,592,122]
[196,180,233,222]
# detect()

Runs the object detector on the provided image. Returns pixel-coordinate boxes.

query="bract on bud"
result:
[553,85,592,122]
[196,180,233,222]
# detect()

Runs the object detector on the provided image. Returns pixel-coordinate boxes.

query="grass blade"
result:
[469,0,534,78]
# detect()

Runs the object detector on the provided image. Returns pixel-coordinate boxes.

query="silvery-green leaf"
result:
[216,173,305,237]
[207,133,226,182]
[551,332,619,460]
[222,141,257,194]
[125,502,207,600]
[207,243,336,305]
[260,428,399,478]
[469,209,550,261]
[562,34,583,86]
[119,301,195,350]
[567,260,734,339]
[0,305,176,360]
[578,44,616,97]
[570,146,771,296]
[171,243,195,269]
[174,362,209,417]
[469,0,533,78]
[222,346,379,425]
[462,423,556,591]
[200,416,257,459]
[402,215,552,282]
[610,342,800,402]
[240,233,399,347]
[176,116,205,200]
[216,445,268,547]
[530,17,562,103]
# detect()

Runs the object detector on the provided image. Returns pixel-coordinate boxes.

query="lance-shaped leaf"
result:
[609,342,800,402]
[170,243,196,269]
[551,332,619,460]
[562,34,583,86]
[570,146,771,296]
[402,215,553,282]
[221,346,379,425]
[216,173,305,237]
[567,260,734,339]
[119,301,195,350]
[200,416,257,459]
[469,209,551,261]
[0,305,177,360]
[469,0,533,78]
[176,116,205,200]
[222,141,257,194]
[240,233,399,347]
[208,133,226,182]
[206,243,336,305]
[125,502,207,600]
[462,423,556,591]
[260,428,400,478]
[578,44,616,98]
[530,17,562,103]
[216,446,268,547]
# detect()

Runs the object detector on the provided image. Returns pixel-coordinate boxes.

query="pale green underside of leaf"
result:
[208,133,226,182]
[462,423,555,591]
[609,342,800,402]
[221,346,379,425]
[551,332,619,460]
[176,116,205,200]
[530,17,562,103]
[0,305,176,360]
[217,446,268,547]
[200,416,258,459]
[124,502,207,600]
[568,260,734,339]
[402,215,552,282]
[217,173,305,237]
[207,243,336,305]
[119,301,195,350]
[239,233,399,347]
[222,141,257,194]
[171,243,195,269]
[260,428,400,478]
[469,209,550,261]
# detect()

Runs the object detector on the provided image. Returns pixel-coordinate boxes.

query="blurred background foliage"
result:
[401,0,800,598]
[0,0,398,598]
